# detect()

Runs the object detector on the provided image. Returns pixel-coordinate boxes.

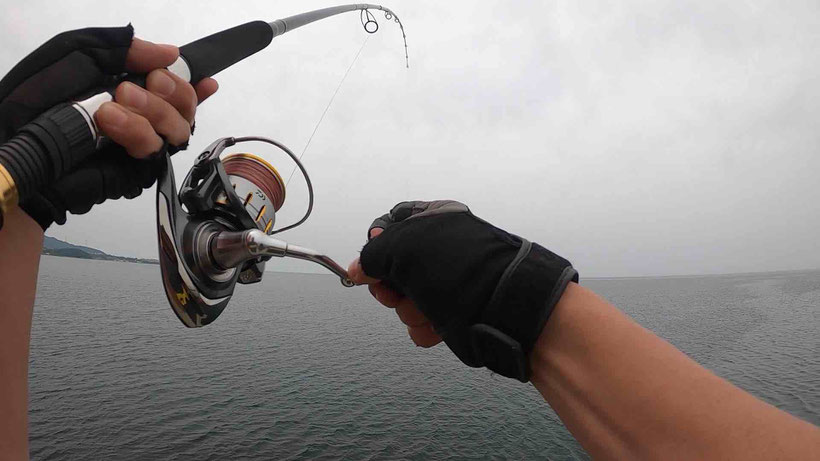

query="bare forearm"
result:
[0,208,43,460]
[530,283,820,460]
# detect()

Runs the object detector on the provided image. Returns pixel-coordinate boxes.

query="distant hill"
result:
[43,236,107,255]
[42,236,158,265]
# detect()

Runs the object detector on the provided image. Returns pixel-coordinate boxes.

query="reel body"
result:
[157,137,352,328]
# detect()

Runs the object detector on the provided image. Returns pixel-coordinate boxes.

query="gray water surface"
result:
[29,257,820,459]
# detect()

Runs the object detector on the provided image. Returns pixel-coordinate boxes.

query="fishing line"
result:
[0,4,409,231]
[285,34,370,187]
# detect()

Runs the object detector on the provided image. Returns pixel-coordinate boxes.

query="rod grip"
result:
[180,20,274,83]
[0,103,95,227]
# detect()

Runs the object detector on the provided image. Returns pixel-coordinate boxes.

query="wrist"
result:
[528,281,581,387]
[469,241,578,382]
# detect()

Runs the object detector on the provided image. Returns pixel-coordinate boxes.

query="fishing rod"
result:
[0,4,408,327]
[0,4,408,229]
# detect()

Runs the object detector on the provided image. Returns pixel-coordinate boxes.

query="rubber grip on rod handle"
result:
[0,103,96,221]
[180,20,274,83]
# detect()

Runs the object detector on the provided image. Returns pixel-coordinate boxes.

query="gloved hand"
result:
[0,25,218,229]
[348,200,578,382]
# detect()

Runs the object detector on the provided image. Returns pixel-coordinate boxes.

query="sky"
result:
[1,0,818,277]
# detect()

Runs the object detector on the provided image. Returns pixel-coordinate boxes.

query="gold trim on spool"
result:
[255,205,267,223]
[222,153,287,203]
[0,163,18,215]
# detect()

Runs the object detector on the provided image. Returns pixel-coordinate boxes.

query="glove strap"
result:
[470,239,579,382]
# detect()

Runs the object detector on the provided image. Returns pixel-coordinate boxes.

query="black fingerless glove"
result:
[360,201,578,382]
[0,25,134,140]
[19,143,167,229]
[0,25,179,230]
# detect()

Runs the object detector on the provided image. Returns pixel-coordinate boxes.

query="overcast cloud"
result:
[2,0,818,277]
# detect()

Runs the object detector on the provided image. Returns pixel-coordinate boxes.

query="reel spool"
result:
[156,136,352,328]
[220,153,287,234]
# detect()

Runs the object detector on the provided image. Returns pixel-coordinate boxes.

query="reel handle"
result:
[210,229,355,287]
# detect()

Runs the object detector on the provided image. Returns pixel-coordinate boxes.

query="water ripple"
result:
[28,258,820,459]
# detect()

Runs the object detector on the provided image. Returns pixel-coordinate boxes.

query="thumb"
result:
[360,227,395,280]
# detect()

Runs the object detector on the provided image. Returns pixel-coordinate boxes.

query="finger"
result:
[125,38,178,73]
[368,214,392,239]
[347,258,380,285]
[369,283,405,309]
[395,301,429,327]
[408,324,443,348]
[95,102,162,159]
[194,78,219,104]
[145,70,198,124]
[358,226,394,280]
[115,82,191,146]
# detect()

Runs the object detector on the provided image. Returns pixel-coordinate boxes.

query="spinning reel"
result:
[0,3,408,327]
[156,137,354,328]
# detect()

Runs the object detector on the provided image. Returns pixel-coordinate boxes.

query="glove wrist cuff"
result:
[469,240,578,382]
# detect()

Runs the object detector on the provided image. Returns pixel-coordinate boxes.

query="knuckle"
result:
[115,82,152,111]
[148,101,189,143]
[181,80,197,101]
[115,80,138,95]
[166,122,190,145]
[408,328,436,348]
[127,117,160,158]
[174,78,198,111]
[149,99,172,124]
[148,111,176,142]
[130,114,153,139]
[164,107,188,132]
[370,284,395,308]
[396,307,423,326]
[114,82,128,99]
[147,70,196,118]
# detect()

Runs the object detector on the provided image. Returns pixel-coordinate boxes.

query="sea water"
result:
[28,256,819,459]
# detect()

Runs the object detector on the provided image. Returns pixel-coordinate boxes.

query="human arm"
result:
[0,32,217,459]
[530,282,820,459]
[0,208,43,460]
[348,200,820,459]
